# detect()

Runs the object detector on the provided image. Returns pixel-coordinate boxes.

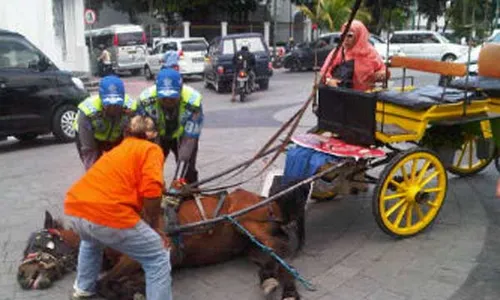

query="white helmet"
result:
[241,40,250,50]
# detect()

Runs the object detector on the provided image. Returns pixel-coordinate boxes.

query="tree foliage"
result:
[364,0,413,34]
[416,0,447,29]
[297,0,371,32]
[447,0,497,40]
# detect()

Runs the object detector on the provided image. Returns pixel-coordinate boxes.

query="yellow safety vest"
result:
[138,85,202,138]
[74,94,138,142]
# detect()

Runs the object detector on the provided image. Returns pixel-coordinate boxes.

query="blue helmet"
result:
[156,68,182,99]
[99,75,125,106]
[162,50,180,69]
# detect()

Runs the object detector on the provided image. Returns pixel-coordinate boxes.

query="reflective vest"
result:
[74,94,138,142]
[138,85,203,138]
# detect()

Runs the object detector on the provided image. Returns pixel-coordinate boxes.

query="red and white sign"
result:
[84,9,96,25]
[291,133,386,160]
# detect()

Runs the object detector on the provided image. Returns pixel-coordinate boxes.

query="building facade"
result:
[0,0,89,72]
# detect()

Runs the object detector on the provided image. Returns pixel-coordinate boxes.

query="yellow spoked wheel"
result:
[447,135,495,177]
[373,148,447,238]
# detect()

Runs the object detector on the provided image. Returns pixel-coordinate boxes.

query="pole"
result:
[88,24,94,57]
[273,0,277,59]
[496,0,500,29]
[411,0,417,30]
[289,0,292,38]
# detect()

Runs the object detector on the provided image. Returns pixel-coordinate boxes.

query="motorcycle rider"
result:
[231,40,256,102]
[97,44,112,76]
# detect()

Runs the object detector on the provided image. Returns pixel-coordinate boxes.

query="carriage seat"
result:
[377,85,486,111]
[449,76,500,97]
[448,44,500,97]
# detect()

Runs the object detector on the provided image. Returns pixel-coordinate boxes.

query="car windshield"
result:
[181,40,207,52]
[436,33,450,43]
[488,33,500,43]
[117,32,144,46]
[370,35,386,44]
[222,37,266,55]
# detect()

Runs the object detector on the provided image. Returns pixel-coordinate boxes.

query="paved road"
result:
[1,69,500,300]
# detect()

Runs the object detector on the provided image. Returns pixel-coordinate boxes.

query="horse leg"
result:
[97,255,143,300]
[277,264,300,300]
[241,221,298,299]
[247,247,280,297]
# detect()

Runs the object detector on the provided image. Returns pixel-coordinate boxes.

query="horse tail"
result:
[267,174,311,253]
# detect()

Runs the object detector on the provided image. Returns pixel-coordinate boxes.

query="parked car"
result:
[85,24,147,76]
[0,29,89,142]
[389,30,469,61]
[283,32,404,72]
[144,37,208,80]
[204,33,273,93]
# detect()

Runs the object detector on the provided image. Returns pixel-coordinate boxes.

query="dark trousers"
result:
[160,137,199,184]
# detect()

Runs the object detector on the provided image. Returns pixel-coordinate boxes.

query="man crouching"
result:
[64,115,172,300]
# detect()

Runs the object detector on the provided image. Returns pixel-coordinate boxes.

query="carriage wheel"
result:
[373,148,447,238]
[447,135,495,177]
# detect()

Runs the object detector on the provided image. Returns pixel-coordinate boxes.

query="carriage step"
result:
[377,122,416,136]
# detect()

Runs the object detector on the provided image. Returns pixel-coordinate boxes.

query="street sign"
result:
[84,9,96,25]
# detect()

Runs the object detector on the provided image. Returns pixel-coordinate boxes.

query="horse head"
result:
[17,211,79,290]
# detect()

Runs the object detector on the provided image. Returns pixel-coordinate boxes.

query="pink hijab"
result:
[320,20,386,91]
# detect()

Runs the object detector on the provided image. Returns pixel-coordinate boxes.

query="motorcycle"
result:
[236,69,251,102]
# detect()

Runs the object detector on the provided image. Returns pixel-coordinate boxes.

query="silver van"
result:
[85,24,147,75]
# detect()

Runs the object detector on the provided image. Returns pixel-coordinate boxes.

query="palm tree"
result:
[298,0,371,32]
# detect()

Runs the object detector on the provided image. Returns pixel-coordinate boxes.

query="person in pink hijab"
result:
[320,20,389,91]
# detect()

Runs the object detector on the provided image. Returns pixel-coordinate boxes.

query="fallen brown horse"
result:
[18,181,311,300]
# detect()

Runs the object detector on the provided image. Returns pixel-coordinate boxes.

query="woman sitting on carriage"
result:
[320,20,390,91]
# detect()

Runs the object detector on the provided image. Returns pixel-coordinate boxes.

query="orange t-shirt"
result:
[64,137,165,229]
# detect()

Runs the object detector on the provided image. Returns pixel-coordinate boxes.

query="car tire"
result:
[52,105,77,143]
[291,58,301,72]
[215,78,225,93]
[442,54,457,62]
[14,133,38,142]
[203,74,211,89]
[144,66,154,80]
[258,79,269,90]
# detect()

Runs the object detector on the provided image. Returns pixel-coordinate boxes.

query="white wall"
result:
[0,0,89,72]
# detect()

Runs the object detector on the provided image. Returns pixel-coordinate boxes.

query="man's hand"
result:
[326,78,341,87]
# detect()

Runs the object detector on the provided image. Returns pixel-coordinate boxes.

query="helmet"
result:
[99,75,125,106]
[162,50,180,69]
[156,68,182,99]
[241,40,250,51]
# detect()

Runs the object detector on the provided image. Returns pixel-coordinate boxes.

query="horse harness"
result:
[19,229,77,279]
[163,190,282,262]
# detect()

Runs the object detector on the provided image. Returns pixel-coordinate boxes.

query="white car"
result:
[318,32,405,62]
[144,37,208,79]
[389,30,469,61]
[369,34,406,62]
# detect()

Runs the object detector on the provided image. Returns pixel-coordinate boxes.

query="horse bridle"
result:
[20,228,77,277]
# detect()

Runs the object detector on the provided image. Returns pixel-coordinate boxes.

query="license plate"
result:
[192,57,204,63]
[128,50,136,54]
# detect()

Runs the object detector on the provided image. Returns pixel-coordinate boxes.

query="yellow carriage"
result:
[308,43,500,238]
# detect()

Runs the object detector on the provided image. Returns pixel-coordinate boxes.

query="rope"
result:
[165,160,350,234]
[224,215,316,292]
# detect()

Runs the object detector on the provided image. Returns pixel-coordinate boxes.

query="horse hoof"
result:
[262,278,279,295]
[133,293,146,300]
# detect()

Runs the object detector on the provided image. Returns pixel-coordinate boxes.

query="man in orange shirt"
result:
[64,115,172,300]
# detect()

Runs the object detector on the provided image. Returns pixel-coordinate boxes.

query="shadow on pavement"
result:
[0,136,65,154]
